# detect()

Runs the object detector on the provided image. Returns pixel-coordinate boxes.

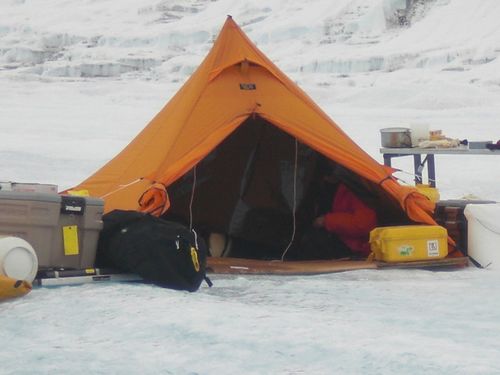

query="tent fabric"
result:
[70,16,438,232]
[138,182,170,216]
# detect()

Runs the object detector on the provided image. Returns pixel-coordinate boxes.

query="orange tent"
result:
[70,16,440,256]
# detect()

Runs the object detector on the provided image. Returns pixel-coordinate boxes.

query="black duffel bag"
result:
[96,210,211,292]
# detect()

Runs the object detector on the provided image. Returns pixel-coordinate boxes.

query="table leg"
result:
[427,155,436,187]
[383,154,392,167]
[413,154,422,184]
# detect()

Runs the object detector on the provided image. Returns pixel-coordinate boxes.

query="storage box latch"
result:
[60,196,86,215]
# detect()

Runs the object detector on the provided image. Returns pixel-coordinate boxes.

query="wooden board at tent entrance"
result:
[205,257,469,275]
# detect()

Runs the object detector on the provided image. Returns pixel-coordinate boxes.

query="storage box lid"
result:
[370,225,447,241]
[83,197,104,206]
[60,195,104,216]
[0,190,61,203]
[60,195,104,206]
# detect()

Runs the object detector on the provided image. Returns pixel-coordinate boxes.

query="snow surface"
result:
[1,0,500,373]
[3,269,500,375]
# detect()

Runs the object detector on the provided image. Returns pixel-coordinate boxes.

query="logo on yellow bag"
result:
[190,247,200,272]
[399,245,414,257]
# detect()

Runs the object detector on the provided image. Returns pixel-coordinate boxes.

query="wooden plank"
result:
[207,257,377,275]
[207,257,469,275]
[375,257,469,269]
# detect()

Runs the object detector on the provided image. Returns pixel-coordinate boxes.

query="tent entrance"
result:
[162,116,325,259]
[162,116,407,260]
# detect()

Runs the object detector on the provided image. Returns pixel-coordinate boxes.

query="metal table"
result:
[380,146,500,187]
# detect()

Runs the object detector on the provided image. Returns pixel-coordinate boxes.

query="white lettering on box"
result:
[65,205,82,212]
[427,240,440,257]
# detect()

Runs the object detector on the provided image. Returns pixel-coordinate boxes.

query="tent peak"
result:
[223,15,238,28]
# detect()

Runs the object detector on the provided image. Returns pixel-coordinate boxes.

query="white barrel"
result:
[464,203,500,269]
[0,236,38,282]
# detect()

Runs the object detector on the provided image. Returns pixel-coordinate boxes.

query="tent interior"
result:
[162,115,411,260]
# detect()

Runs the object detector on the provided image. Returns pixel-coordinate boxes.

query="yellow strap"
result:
[190,247,200,272]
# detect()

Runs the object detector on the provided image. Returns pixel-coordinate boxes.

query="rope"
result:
[189,165,197,231]
[281,138,298,261]
[100,178,142,199]
[393,169,436,185]
[192,228,199,249]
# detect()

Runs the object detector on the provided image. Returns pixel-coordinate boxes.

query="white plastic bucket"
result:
[410,122,429,147]
[464,203,500,269]
[0,236,38,282]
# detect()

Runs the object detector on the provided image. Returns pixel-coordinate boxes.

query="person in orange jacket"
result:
[313,182,377,258]
[295,165,377,260]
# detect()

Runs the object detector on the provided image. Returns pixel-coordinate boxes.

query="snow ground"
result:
[1,0,500,373]
[3,269,500,375]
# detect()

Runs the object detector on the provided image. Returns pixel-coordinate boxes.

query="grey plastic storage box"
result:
[0,191,60,267]
[56,195,104,269]
[0,191,104,270]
